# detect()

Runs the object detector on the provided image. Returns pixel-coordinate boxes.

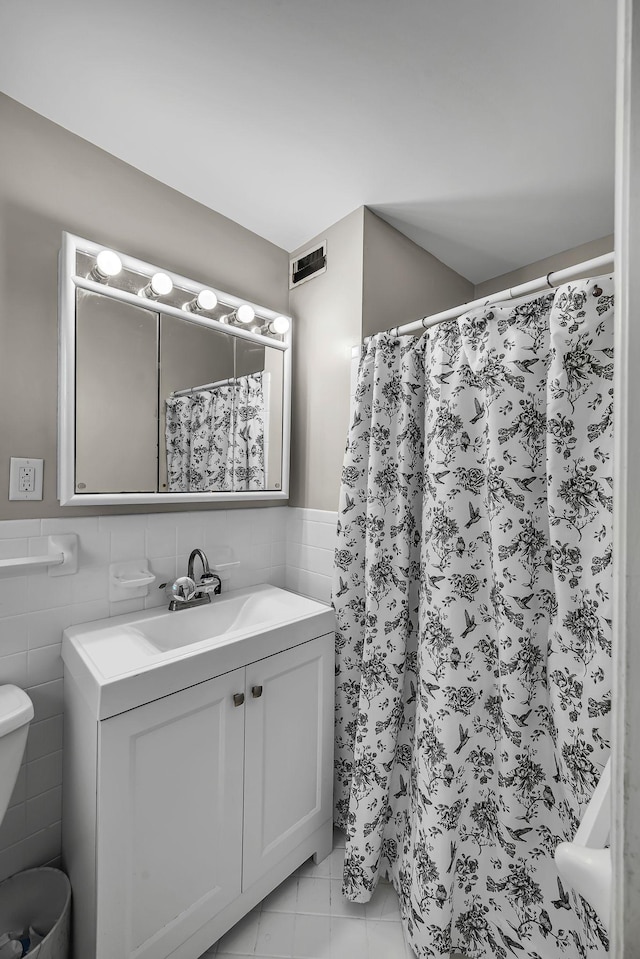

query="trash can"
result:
[0,868,70,958]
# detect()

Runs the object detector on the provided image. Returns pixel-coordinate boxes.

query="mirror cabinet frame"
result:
[58,232,291,506]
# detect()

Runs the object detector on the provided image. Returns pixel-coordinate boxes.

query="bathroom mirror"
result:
[59,232,291,505]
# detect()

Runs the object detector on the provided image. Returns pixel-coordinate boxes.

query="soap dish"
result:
[210,560,241,582]
[109,560,156,602]
[207,546,240,582]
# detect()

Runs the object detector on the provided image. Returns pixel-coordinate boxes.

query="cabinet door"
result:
[243,634,334,888]
[96,669,246,959]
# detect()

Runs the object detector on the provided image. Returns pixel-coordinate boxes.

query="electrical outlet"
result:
[19,465,35,493]
[9,458,44,500]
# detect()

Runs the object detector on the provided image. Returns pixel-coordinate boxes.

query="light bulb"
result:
[89,250,122,282]
[236,305,255,325]
[140,272,173,299]
[219,304,256,325]
[270,315,290,335]
[184,290,218,313]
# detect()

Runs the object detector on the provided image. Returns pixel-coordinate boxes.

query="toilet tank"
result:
[0,686,34,825]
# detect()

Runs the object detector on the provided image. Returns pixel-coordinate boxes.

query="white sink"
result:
[128,587,323,652]
[62,585,335,719]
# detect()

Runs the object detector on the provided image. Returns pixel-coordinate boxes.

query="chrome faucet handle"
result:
[199,572,223,596]
[169,576,197,603]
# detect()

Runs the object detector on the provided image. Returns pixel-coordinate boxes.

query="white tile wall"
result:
[285,509,337,604]
[0,506,289,881]
[0,504,337,882]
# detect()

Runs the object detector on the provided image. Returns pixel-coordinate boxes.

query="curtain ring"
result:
[546,272,555,289]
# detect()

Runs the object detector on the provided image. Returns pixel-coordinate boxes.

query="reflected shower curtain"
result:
[165,385,235,491]
[333,277,614,959]
[165,373,265,491]
[165,394,192,491]
[189,385,236,491]
[232,372,266,490]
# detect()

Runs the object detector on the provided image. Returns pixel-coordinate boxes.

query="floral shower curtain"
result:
[333,277,614,959]
[165,372,265,491]
[232,372,266,490]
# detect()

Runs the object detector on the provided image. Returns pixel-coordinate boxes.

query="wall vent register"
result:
[289,241,327,288]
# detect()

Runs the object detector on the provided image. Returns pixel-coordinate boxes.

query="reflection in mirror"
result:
[160,323,285,493]
[75,291,159,493]
[236,340,284,492]
[160,316,235,492]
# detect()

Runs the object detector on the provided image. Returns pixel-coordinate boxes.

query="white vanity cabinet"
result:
[243,638,332,889]
[61,587,335,959]
[97,668,246,959]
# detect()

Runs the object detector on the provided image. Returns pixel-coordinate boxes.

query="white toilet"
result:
[0,685,34,826]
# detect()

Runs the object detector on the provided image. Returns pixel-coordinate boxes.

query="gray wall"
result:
[289,207,473,511]
[474,234,614,298]
[288,208,364,511]
[0,93,289,520]
[288,209,611,512]
[362,208,473,337]
[1,88,613,519]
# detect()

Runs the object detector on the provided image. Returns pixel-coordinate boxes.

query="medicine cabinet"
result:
[58,233,291,505]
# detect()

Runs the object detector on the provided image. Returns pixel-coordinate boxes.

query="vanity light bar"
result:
[70,233,292,344]
[73,275,290,352]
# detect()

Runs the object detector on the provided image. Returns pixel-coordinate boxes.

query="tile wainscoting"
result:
[285,508,338,603]
[0,505,338,882]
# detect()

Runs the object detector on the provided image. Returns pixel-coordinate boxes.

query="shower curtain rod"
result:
[171,376,237,398]
[379,251,614,338]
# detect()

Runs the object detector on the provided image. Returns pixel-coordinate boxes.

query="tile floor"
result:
[200,829,416,959]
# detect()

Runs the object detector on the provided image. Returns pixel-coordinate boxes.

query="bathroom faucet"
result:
[188,548,210,583]
[168,548,222,611]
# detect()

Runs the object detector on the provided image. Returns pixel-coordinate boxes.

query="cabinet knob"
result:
[251,685,263,699]
[233,693,245,707]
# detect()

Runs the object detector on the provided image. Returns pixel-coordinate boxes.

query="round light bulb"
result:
[196,290,217,311]
[270,315,291,335]
[184,289,218,313]
[151,272,173,296]
[96,250,122,277]
[90,250,122,281]
[236,304,255,324]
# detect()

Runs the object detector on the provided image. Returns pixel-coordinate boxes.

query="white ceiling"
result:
[0,0,616,283]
